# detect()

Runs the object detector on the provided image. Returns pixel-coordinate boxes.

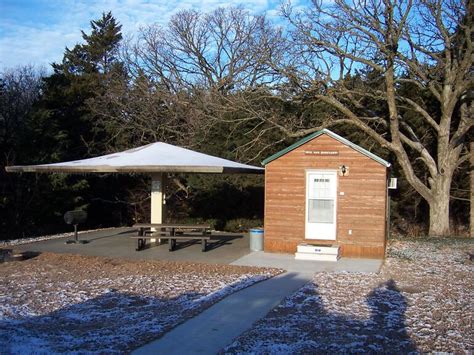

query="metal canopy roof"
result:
[5,142,264,174]
[261,128,391,168]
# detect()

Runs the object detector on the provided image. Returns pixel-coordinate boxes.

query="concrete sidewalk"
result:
[133,272,313,355]
[231,251,383,273]
[132,252,382,354]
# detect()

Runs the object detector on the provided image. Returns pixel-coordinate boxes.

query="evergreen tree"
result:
[39,11,124,159]
[57,11,123,76]
[2,13,127,239]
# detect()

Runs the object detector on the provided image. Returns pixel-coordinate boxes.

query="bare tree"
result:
[90,7,285,152]
[87,70,201,149]
[265,0,473,236]
[86,8,283,216]
[129,7,282,92]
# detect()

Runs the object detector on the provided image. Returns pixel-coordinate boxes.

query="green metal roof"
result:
[261,128,391,167]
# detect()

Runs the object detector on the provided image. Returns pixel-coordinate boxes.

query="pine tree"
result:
[56,11,123,76]
[4,12,127,237]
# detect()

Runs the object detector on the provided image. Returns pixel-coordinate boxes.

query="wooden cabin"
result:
[262,129,390,259]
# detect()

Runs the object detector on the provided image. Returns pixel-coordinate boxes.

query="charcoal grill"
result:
[64,210,88,244]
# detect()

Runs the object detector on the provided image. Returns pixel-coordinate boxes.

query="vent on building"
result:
[388,178,397,189]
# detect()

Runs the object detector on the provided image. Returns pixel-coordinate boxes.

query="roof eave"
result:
[5,165,264,174]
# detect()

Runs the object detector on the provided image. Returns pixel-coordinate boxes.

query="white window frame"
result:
[305,169,338,240]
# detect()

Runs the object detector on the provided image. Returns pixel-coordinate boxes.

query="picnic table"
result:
[132,223,212,252]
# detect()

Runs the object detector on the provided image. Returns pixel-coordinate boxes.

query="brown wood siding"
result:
[264,134,388,258]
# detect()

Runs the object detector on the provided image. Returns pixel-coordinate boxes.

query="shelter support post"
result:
[151,173,166,241]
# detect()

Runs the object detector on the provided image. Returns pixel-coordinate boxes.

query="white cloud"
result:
[0,21,80,70]
[0,0,294,71]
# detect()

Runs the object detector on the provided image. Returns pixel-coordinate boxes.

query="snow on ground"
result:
[224,238,473,354]
[0,252,281,353]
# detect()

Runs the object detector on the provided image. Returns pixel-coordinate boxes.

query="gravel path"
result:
[0,252,281,353]
[224,238,473,353]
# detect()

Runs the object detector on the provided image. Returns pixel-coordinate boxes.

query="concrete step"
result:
[296,244,340,255]
[295,252,339,262]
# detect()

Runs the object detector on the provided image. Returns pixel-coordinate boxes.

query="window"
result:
[308,199,334,223]
[308,175,335,224]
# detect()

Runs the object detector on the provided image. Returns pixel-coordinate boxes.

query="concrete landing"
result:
[132,272,312,355]
[231,251,383,273]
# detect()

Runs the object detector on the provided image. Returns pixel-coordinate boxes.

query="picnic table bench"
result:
[132,223,212,252]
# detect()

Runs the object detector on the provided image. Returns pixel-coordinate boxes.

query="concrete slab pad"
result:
[11,228,251,264]
[231,251,383,273]
[11,230,383,272]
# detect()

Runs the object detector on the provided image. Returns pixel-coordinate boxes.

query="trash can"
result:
[249,228,264,251]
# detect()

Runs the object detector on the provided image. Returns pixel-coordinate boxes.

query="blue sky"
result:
[0,0,302,71]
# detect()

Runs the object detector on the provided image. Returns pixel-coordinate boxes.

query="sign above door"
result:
[304,150,339,156]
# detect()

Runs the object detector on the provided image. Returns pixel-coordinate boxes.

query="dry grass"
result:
[0,252,281,353]
[224,238,474,353]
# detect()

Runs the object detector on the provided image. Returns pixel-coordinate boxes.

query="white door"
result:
[305,171,337,240]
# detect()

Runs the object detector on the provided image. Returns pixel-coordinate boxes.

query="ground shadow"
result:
[206,234,245,252]
[139,233,244,252]
[364,279,416,352]
[206,234,243,251]
[0,272,261,354]
[224,278,417,353]
[172,239,199,250]
[84,228,136,242]
[170,234,243,251]
[0,250,41,263]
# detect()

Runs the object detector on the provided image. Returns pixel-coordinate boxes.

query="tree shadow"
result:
[298,279,417,353]
[225,278,417,353]
[0,272,261,354]
[363,279,416,352]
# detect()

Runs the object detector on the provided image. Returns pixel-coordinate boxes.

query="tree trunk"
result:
[428,174,452,237]
[471,142,473,238]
